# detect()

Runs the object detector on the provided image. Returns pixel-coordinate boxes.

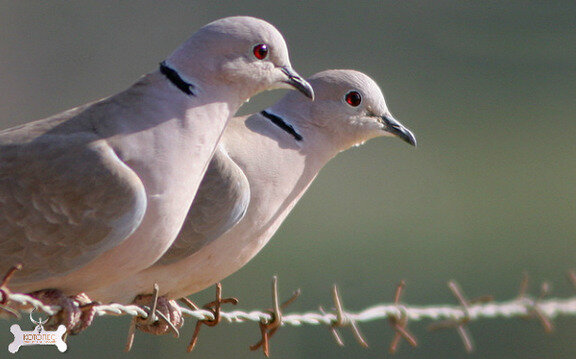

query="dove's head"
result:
[268,69,416,151]
[166,16,314,101]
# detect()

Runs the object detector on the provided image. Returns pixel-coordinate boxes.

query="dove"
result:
[0,16,314,302]
[92,69,415,304]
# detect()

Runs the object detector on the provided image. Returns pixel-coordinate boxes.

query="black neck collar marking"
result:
[261,111,303,141]
[159,61,195,96]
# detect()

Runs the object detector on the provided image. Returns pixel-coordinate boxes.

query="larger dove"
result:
[0,16,313,296]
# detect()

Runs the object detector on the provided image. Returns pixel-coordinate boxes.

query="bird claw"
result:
[125,284,183,352]
[27,289,98,335]
[133,294,183,336]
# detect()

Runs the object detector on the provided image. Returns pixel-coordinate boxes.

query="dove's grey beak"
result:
[281,67,315,100]
[382,114,417,147]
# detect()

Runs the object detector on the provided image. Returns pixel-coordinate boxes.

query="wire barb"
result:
[126,283,182,351]
[187,282,238,352]
[125,283,161,352]
[0,264,22,301]
[388,281,417,354]
[250,276,300,357]
[0,264,22,318]
[428,280,482,353]
[518,273,554,333]
[568,270,576,290]
[321,284,368,348]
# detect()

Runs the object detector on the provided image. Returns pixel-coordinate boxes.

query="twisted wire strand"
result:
[5,291,576,327]
[4,279,576,355]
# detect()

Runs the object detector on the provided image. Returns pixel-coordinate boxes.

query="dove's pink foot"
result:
[28,289,98,334]
[133,294,183,336]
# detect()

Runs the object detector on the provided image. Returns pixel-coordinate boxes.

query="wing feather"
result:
[0,113,147,283]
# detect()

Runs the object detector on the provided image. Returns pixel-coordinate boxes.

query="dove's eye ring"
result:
[344,91,362,107]
[253,44,268,60]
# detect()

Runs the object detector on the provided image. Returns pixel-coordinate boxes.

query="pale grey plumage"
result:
[93,69,415,303]
[0,102,147,283]
[157,146,250,265]
[1,16,312,296]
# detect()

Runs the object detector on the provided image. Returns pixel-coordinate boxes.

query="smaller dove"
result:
[93,69,416,305]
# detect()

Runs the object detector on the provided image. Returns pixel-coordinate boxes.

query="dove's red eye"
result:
[253,44,268,60]
[345,91,362,107]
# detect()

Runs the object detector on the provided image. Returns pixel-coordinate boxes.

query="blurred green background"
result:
[1,1,575,358]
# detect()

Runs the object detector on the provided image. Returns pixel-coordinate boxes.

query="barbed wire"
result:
[2,272,576,356]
